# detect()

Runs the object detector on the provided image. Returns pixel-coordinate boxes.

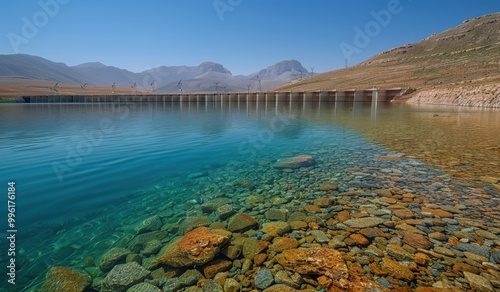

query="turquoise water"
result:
[0,101,498,291]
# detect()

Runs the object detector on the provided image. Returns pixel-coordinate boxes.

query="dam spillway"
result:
[21,88,405,104]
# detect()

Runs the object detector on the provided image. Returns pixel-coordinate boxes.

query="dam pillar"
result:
[304,91,313,102]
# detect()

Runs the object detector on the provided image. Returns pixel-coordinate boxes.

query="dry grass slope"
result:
[0,77,151,98]
[276,13,500,93]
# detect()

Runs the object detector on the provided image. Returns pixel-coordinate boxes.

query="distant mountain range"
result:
[0,54,310,92]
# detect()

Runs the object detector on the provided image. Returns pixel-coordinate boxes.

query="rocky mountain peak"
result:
[197,62,232,75]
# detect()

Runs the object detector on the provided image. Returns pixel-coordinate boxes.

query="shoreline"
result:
[402,84,500,108]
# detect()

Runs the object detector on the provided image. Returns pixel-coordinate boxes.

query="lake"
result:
[0,101,499,291]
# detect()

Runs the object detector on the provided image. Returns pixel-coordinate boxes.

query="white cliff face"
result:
[406,84,500,108]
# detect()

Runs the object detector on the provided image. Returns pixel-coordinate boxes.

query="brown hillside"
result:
[276,13,500,92]
[0,77,150,98]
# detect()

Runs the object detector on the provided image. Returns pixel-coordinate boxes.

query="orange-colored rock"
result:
[381,197,398,204]
[253,253,268,266]
[414,253,432,266]
[308,222,320,230]
[422,207,454,218]
[314,198,333,207]
[374,189,393,197]
[401,231,433,249]
[156,227,228,267]
[262,222,290,237]
[203,259,232,279]
[382,258,415,282]
[349,234,370,245]
[429,232,447,241]
[368,262,388,276]
[404,219,424,225]
[348,262,366,275]
[40,266,91,292]
[304,205,321,213]
[276,248,347,276]
[276,248,384,292]
[337,211,350,222]
[396,223,426,235]
[269,237,299,252]
[448,236,461,246]
[393,208,414,219]
[319,182,338,191]
[452,262,480,275]
[351,213,369,218]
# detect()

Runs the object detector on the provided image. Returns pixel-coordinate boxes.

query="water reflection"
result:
[2,101,498,190]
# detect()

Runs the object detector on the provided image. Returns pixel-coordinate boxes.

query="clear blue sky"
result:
[1,0,498,75]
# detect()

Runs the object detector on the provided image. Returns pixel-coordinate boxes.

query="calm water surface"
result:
[0,101,499,290]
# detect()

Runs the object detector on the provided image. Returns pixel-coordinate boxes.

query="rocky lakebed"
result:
[34,145,500,292]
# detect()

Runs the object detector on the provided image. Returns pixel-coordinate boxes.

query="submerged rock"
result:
[262,221,291,236]
[224,278,241,292]
[215,204,235,219]
[128,230,169,253]
[101,262,150,292]
[276,248,347,277]
[127,282,161,292]
[463,271,495,292]
[255,269,274,290]
[40,266,91,292]
[381,257,415,282]
[99,247,131,272]
[202,259,232,278]
[272,155,315,169]
[240,237,269,260]
[201,198,231,213]
[343,217,386,228]
[265,208,289,221]
[275,247,383,291]
[401,231,433,249]
[155,227,229,267]
[134,215,162,234]
[178,216,212,234]
[455,243,490,259]
[227,213,258,232]
[202,279,224,292]
[232,178,256,190]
